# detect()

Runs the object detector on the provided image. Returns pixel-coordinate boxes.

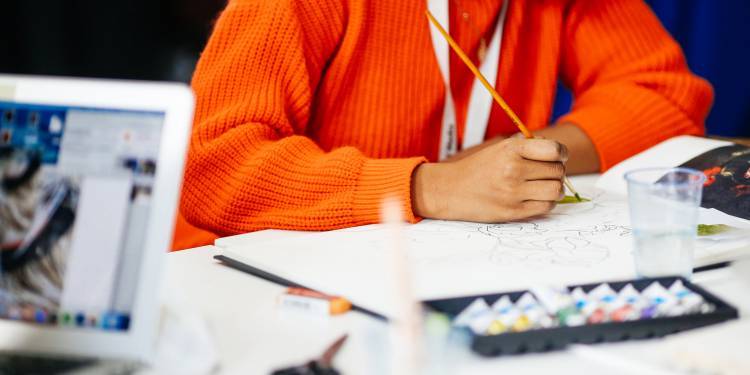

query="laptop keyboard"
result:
[0,354,96,375]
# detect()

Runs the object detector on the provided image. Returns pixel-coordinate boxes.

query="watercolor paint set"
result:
[424,277,738,357]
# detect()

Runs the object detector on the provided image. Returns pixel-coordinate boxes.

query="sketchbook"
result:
[216,136,750,319]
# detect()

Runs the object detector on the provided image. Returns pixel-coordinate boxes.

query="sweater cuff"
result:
[557,92,703,172]
[353,157,427,225]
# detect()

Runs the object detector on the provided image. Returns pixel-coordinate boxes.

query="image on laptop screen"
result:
[0,101,164,332]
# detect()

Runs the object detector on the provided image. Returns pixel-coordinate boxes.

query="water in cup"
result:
[632,229,694,278]
[625,168,705,279]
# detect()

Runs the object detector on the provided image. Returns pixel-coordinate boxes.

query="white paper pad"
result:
[220,189,639,318]
[219,197,750,319]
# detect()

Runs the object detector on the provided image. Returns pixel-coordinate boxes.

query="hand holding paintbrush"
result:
[424,10,583,202]
[410,15,572,223]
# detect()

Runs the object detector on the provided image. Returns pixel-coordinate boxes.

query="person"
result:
[172,0,713,250]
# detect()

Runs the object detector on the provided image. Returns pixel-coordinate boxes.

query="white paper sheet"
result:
[220,193,749,318]
[221,189,639,318]
[694,209,750,266]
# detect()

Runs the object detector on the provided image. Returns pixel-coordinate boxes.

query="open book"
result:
[215,136,750,318]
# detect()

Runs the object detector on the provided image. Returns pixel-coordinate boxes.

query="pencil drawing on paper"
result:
[409,190,632,269]
[477,222,627,267]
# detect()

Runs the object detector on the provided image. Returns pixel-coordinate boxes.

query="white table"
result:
[165,247,749,374]
[164,176,750,374]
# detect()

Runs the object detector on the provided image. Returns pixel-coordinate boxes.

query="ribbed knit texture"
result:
[173,0,713,249]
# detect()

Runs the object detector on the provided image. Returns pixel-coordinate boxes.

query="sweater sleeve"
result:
[181,0,426,236]
[557,0,714,171]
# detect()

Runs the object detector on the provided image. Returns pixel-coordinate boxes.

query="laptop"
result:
[0,75,193,373]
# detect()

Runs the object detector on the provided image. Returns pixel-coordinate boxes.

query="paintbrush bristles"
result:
[564,178,583,202]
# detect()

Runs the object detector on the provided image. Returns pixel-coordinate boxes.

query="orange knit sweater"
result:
[173,0,713,250]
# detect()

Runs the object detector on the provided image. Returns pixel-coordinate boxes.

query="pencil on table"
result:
[424,10,582,202]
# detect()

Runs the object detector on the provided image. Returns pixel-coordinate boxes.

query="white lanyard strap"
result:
[428,0,509,160]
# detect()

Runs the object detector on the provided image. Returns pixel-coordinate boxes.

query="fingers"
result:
[431,137,569,223]
[520,180,565,201]
[521,160,566,181]
[509,138,568,162]
[518,200,557,217]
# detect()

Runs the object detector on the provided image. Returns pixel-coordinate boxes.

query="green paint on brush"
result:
[559,195,591,204]
[697,224,733,236]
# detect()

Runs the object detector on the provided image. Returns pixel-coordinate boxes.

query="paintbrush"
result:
[425,10,583,202]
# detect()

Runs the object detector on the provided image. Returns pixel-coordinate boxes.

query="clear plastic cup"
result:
[624,168,706,279]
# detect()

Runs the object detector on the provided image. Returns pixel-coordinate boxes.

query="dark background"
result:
[0,0,226,82]
[0,0,747,137]
[555,0,750,138]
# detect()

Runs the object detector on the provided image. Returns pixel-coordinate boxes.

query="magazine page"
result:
[595,136,732,195]
[679,144,750,220]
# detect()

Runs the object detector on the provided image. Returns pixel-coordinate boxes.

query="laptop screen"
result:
[0,101,164,332]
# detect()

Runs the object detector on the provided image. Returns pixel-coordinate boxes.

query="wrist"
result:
[411,163,444,219]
